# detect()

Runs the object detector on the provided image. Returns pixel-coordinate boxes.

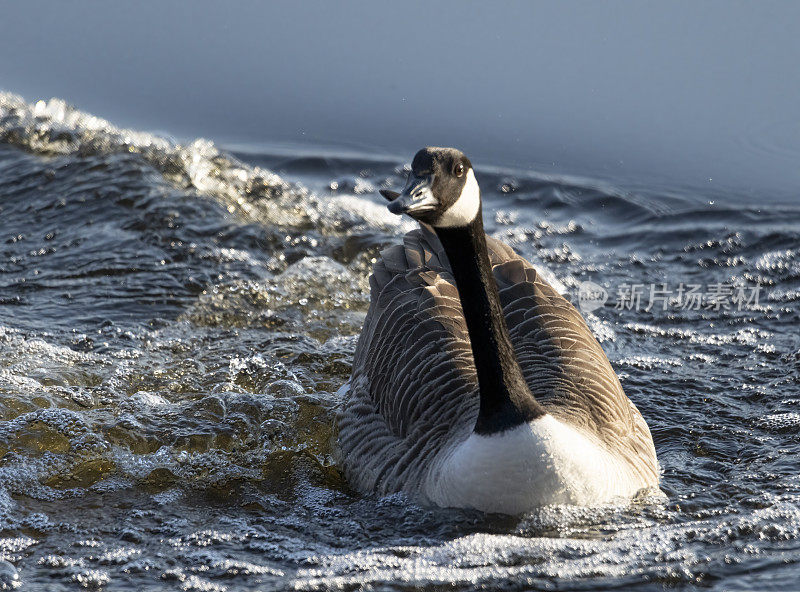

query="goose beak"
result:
[386,174,438,216]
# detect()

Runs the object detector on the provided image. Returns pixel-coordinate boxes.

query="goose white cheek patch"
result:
[437,169,480,227]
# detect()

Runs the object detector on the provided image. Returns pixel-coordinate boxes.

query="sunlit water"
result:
[0,93,799,590]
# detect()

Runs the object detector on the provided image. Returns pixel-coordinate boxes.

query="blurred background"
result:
[2,0,799,200]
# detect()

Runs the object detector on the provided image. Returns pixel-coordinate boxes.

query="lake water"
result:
[0,90,798,590]
[1,2,799,589]
[3,1,800,200]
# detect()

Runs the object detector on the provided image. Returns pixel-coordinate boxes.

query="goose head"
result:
[381,147,480,228]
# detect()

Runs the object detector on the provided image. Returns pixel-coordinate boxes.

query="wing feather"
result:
[339,227,658,495]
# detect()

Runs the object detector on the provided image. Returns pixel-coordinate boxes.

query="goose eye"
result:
[454,163,465,177]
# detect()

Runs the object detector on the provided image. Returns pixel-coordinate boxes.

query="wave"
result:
[2,92,800,591]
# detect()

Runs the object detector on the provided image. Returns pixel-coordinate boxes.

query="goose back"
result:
[338,228,659,496]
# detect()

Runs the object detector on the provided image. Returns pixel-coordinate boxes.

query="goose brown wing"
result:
[485,235,659,484]
[339,229,479,495]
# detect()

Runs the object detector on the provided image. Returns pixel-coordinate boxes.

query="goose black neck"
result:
[434,211,545,434]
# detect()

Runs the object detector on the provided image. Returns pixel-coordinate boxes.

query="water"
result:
[0,92,799,590]
[5,2,800,199]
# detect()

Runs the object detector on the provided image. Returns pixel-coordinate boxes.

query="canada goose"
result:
[338,147,659,514]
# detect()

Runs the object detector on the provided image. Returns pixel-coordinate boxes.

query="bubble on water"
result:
[494,210,519,225]
[584,314,616,343]
[0,538,36,576]
[618,356,683,370]
[757,412,800,433]
[312,193,413,233]
[71,569,110,589]
[0,560,20,591]
[126,391,170,408]
[624,322,772,347]
[38,554,83,569]
[755,249,799,276]
[538,220,582,236]
[288,498,800,589]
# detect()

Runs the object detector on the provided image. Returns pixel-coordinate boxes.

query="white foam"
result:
[0,92,306,225]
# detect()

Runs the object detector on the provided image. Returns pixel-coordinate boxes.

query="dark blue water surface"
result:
[0,92,798,590]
